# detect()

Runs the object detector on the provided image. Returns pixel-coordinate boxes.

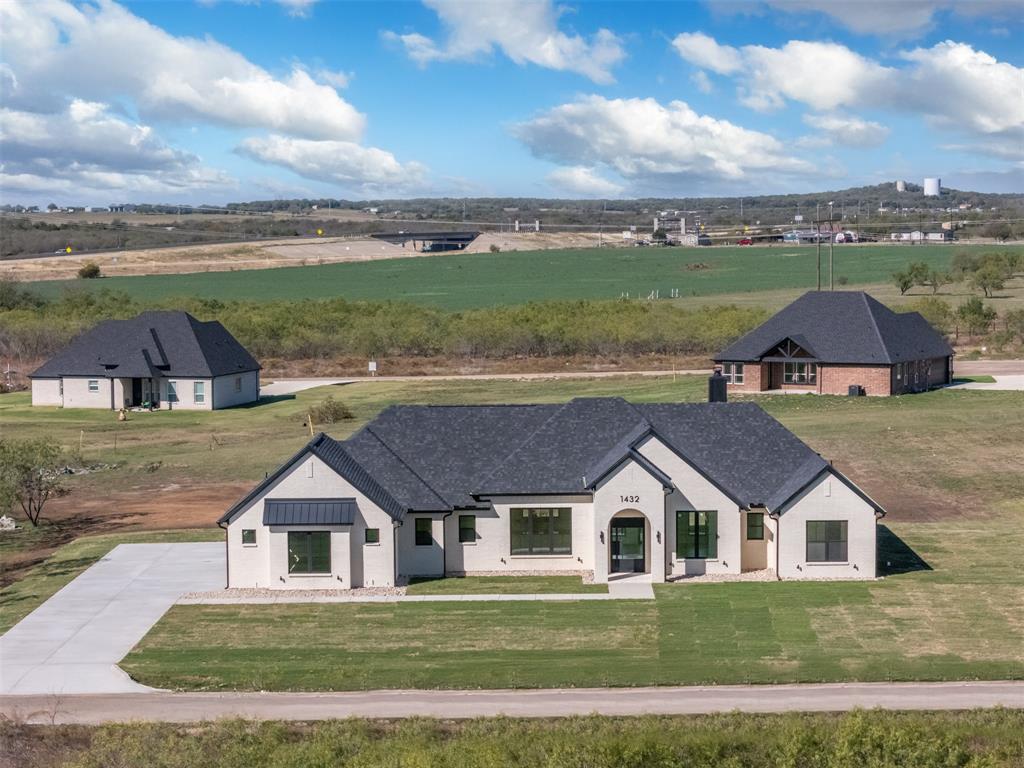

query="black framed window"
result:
[676,510,717,559]
[241,529,256,545]
[784,362,817,384]
[746,512,764,540]
[510,508,572,555]
[806,520,848,562]
[287,531,330,573]
[458,514,476,543]
[364,528,380,544]
[415,517,432,546]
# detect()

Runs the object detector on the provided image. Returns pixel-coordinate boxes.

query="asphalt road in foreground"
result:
[3,682,1022,724]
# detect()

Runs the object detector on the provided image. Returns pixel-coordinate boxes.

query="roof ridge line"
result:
[362,425,450,508]
[473,400,574,491]
[861,292,892,364]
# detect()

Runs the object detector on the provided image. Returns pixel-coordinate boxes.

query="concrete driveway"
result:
[949,375,1024,391]
[0,543,223,695]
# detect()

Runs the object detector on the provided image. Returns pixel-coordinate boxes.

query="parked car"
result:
[737,237,753,246]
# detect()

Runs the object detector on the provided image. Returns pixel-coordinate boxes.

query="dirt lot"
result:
[0,230,622,281]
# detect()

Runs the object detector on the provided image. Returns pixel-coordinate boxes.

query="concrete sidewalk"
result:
[3,681,1022,724]
[0,543,223,695]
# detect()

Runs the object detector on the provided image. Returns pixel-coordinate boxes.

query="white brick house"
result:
[30,311,260,410]
[218,397,884,589]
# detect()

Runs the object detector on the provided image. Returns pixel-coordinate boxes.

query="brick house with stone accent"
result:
[714,291,953,396]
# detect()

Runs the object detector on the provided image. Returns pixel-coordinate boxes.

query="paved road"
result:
[953,360,1024,376]
[0,543,222,695]
[2,681,1021,724]
[259,362,1024,397]
[260,368,712,396]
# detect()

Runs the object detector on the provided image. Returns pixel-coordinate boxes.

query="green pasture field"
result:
[28,243,1023,310]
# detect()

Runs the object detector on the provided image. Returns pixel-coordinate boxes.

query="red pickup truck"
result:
[737,237,753,245]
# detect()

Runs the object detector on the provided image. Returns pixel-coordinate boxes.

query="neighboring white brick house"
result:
[219,398,883,589]
[30,310,260,410]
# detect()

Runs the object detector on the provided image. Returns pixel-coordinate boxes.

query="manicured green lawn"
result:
[406,575,607,595]
[953,374,997,383]
[122,501,1024,691]
[28,244,1021,310]
[0,529,221,635]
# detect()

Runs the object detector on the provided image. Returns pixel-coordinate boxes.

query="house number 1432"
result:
[620,495,640,503]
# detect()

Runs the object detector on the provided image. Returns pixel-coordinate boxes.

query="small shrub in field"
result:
[836,275,849,286]
[489,244,501,253]
[309,396,353,424]
[77,262,101,279]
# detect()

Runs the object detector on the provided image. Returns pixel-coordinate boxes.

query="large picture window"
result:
[806,521,848,562]
[287,531,331,574]
[676,510,717,559]
[722,363,744,384]
[510,508,572,555]
[784,362,817,384]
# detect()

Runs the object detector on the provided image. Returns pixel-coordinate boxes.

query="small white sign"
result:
[368,361,378,374]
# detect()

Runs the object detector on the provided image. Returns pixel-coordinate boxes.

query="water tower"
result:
[923,177,941,197]
[895,180,906,192]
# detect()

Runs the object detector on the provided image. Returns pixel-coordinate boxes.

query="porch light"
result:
[599,531,605,544]
[656,531,661,544]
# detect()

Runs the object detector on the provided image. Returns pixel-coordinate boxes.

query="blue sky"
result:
[1,0,1021,205]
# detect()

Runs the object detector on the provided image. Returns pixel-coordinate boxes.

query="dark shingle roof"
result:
[715,291,953,364]
[220,397,880,525]
[31,311,260,379]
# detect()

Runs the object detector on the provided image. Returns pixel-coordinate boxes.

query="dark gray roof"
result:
[264,498,357,526]
[221,397,881,525]
[31,310,260,379]
[715,291,953,365]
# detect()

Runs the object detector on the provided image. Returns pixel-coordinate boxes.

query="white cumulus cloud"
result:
[0,0,365,141]
[547,166,624,197]
[0,100,233,198]
[514,95,815,192]
[671,34,1024,160]
[237,135,428,194]
[386,0,625,83]
[802,113,890,147]
[672,32,742,75]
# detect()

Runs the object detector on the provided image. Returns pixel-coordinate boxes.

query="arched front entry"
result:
[609,510,650,575]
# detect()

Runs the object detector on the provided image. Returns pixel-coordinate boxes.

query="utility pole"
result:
[828,201,835,290]
[815,202,821,291]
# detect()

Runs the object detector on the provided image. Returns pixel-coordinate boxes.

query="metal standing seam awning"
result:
[263,498,357,526]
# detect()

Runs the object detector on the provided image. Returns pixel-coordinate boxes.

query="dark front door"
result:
[610,517,645,573]
[131,378,142,406]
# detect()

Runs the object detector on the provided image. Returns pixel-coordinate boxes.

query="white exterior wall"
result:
[397,514,446,578]
[741,510,770,571]
[226,453,397,589]
[637,436,742,577]
[447,496,593,576]
[212,370,260,409]
[161,377,213,411]
[60,376,114,409]
[775,472,878,579]
[30,379,62,406]
[592,462,667,583]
